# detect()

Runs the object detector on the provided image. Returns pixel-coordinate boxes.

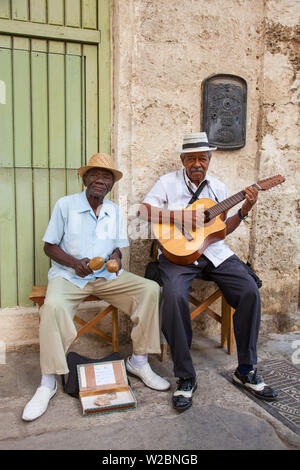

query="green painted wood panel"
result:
[0,1,111,307]
[50,169,66,211]
[0,34,11,48]
[13,49,31,167]
[67,169,83,195]
[48,40,64,54]
[82,0,97,30]
[30,0,46,23]
[66,54,82,168]
[13,36,30,51]
[48,0,64,26]
[98,0,111,154]
[0,1,10,19]
[81,55,86,165]
[31,38,47,52]
[65,0,81,28]
[0,48,13,166]
[84,44,98,159]
[0,168,18,307]
[49,52,65,168]
[33,168,50,285]
[31,51,48,168]
[66,42,81,56]
[15,168,34,305]
[12,0,29,21]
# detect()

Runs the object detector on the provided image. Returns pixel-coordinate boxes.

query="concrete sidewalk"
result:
[0,331,300,450]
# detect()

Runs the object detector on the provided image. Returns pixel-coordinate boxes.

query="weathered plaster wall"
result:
[251,0,300,331]
[112,0,299,334]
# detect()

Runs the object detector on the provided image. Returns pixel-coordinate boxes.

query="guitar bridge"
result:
[182,228,194,242]
[174,222,194,241]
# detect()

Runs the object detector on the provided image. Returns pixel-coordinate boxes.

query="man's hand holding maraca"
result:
[107,248,122,276]
[73,258,94,278]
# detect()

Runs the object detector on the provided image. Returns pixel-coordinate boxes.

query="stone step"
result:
[0,308,39,352]
[0,302,130,353]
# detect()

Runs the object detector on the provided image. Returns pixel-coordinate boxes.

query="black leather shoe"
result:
[172,377,197,412]
[233,368,278,401]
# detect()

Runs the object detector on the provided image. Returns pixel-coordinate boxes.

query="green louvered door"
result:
[0,45,87,307]
[0,1,110,308]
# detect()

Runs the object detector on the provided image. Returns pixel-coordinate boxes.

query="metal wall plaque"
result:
[202,74,247,150]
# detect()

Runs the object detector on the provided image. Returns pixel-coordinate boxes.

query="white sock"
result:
[130,353,148,369]
[41,374,56,390]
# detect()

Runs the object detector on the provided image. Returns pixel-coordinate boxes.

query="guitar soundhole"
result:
[204,210,211,222]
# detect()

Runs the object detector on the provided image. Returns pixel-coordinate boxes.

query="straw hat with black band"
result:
[78,153,123,182]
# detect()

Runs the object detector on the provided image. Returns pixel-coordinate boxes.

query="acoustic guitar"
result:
[152,175,285,265]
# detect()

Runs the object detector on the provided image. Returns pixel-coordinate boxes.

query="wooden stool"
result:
[160,279,235,362]
[29,286,119,351]
[189,278,235,354]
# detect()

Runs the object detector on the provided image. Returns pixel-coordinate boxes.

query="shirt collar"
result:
[183,168,210,190]
[77,190,111,217]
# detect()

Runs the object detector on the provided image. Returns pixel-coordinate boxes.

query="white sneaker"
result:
[22,382,57,421]
[126,357,170,391]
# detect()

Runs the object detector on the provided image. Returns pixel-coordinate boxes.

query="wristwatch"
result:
[238,208,248,220]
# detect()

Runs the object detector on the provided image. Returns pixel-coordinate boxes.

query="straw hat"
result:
[179,132,217,153]
[78,153,123,182]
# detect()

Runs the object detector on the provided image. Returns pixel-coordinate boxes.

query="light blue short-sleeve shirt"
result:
[43,190,129,288]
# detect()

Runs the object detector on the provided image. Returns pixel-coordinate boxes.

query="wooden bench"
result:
[29,286,119,351]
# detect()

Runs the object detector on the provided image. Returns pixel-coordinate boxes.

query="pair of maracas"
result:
[88,256,119,273]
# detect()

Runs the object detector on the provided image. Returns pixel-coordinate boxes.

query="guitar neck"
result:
[205,185,259,221]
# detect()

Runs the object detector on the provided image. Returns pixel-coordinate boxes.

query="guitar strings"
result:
[206,191,246,219]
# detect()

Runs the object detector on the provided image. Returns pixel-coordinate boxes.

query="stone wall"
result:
[112,0,299,334]
[251,0,300,331]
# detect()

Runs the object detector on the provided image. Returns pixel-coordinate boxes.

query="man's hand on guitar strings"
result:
[241,186,259,216]
[174,208,205,232]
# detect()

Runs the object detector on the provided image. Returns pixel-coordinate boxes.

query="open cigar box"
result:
[77,360,137,416]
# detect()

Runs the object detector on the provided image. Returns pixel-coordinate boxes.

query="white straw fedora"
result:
[78,153,123,182]
[179,132,217,153]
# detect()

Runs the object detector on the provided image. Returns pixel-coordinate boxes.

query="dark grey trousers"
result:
[159,254,261,379]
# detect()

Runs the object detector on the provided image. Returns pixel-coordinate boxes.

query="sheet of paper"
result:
[79,367,87,388]
[94,363,116,386]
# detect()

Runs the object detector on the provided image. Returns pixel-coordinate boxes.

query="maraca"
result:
[88,256,105,271]
[106,259,119,273]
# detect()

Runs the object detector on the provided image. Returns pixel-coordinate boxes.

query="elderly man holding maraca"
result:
[22,153,169,422]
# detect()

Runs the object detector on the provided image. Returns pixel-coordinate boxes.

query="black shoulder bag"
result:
[61,351,122,398]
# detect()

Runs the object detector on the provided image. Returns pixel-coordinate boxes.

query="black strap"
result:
[184,170,220,206]
[184,174,208,206]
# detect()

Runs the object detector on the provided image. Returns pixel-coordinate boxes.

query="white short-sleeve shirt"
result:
[143,169,234,267]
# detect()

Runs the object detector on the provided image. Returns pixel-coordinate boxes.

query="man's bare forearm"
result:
[44,242,77,269]
[225,214,242,235]
[225,205,250,235]
[139,203,204,231]
[138,203,176,224]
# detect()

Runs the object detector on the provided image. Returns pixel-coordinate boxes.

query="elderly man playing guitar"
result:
[139,132,278,412]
